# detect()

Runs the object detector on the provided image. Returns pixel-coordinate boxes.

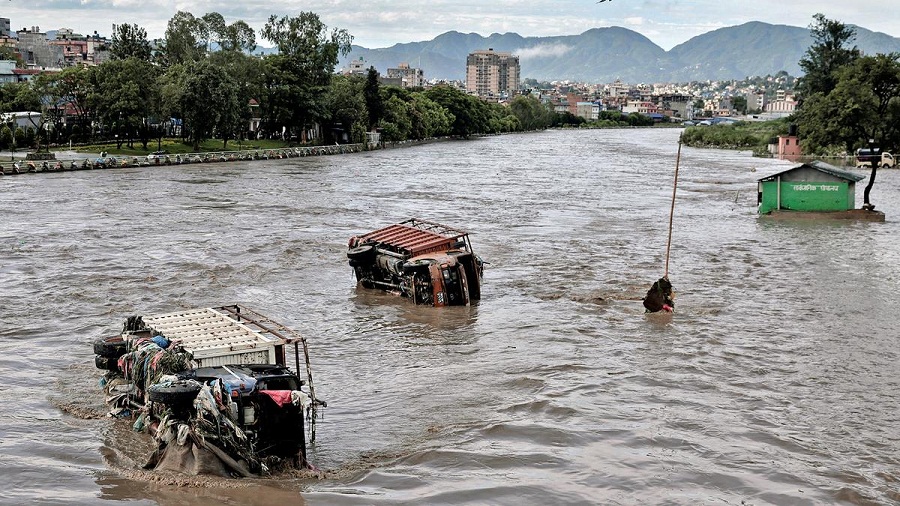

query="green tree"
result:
[423,85,491,138]
[797,53,900,208]
[378,94,412,144]
[216,75,243,149]
[693,99,705,115]
[0,83,42,150]
[0,124,11,150]
[626,112,654,127]
[325,74,368,144]
[199,12,225,51]
[260,12,353,143]
[214,18,257,53]
[261,12,352,59]
[14,126,25,153]
[208,50,263,147]
[0,82,41,112]
[509,95,553,130]
[732,96,748,115]
[796,54,900,154]
[408,92,451,139]
[161,11,207,66]
[109,23,152,61]
[38,66,93,143]
[158,63,189,141]
[0,46,24,68]
[181,60,235,150]
[555,111,586,127]
[92,58,159,149]
[24,126,35,148]
[364,67,382,130]
[796,13,860,99]
[29,75,61,151]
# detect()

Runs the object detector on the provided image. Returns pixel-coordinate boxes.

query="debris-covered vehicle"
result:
[93,304,324,477]
[347,218,485,306]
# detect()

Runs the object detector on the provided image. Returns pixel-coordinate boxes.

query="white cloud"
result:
[514,43,572,60]
[4,0,900,50]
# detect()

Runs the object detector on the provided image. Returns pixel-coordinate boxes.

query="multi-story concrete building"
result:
[465,48,519,99]
[764,89,796,116]
[343,56,369,76]
[744,90,767,112]
[17,26,64,69]
[0,59,19,83]
[656,93,694,120]
[0,34,17,56]
[622,100,659,115]
[0,18,11,38]
[386,62,424,88]
[605,79,630,100]
[575,102,600,121]
[49,29,109,67]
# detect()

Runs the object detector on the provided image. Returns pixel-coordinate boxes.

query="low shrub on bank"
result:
[681,117,791,152]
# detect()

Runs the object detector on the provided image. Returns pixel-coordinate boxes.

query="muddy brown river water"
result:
[1,128,899,505]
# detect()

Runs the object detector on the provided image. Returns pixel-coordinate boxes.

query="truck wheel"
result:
[94,355,120,371]
[93,335,127,358]
[347,245,375,260]
[148,381,202,406]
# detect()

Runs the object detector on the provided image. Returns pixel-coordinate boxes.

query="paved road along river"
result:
[2,128,899,505]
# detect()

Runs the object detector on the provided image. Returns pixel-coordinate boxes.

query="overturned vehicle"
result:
[347,218,485,307]
[93,304,324,477]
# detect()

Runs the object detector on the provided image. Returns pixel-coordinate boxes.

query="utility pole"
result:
[862,138,877,210]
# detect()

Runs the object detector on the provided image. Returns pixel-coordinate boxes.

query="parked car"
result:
[93,304,324,477]
[347,218,484,307]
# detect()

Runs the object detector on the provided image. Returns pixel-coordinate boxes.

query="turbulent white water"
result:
[2,128,899,505]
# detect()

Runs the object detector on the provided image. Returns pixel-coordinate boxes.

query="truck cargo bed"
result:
[139,305,299,366]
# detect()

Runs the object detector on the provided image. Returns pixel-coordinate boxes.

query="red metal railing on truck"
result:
[358,218,471,256]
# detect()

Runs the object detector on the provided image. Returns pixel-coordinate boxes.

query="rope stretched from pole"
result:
[664,141,682,278]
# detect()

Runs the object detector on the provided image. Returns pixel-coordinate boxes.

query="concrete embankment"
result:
[0,143,369,176]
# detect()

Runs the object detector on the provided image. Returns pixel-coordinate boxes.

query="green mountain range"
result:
[337,21,900,83]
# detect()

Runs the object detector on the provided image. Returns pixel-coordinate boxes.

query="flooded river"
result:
[2,128,899,505]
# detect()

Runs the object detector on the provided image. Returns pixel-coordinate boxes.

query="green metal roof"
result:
[757,160,866,183]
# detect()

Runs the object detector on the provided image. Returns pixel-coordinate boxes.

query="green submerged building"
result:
[756,161,882,220]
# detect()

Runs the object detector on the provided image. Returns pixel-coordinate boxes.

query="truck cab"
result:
[856,148,895,168]
[348,218,484,307]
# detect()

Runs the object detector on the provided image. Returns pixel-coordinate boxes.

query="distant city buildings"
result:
[465,48,520,100]
[765,89,797,116]
[386,62,424,88]
[17,26,63,69]
[0,17,109,70]
[0,59,38,83]
[344,56,369,76]
[622,100,659,115]
[342,56,426,88]
[0,15,801,127]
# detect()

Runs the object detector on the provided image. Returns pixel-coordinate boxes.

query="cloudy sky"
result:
[4,0,898,50]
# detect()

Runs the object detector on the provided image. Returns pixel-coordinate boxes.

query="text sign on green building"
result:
[759,181,852,213]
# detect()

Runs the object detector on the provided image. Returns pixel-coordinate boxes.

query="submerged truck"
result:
[93,304,324,477]
[347,218,484,307]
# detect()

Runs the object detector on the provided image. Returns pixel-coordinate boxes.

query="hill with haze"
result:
[336,21,900,83]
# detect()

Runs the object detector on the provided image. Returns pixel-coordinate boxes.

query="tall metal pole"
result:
[664,141,682,278]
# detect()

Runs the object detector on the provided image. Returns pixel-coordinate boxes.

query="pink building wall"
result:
[777,135,801,161]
